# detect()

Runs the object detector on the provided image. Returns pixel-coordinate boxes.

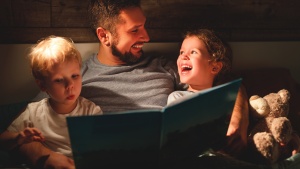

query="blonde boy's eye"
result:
[179,51,184,55]
[54,79,64,83]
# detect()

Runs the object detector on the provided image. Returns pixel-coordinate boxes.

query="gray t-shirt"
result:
[34,54,184,113]
[80,54,184,113]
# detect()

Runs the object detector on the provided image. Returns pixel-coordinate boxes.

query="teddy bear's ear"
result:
[249,95,270,118]
[278,89,290,103]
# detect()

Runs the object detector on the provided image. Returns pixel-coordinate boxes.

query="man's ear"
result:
[36,79,47,92]
[211,62,223,74]
[96,27,110,46]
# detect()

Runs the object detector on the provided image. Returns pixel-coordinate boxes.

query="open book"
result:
[67,78,242,168]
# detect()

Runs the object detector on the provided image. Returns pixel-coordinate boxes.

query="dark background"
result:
[1,0,300,43]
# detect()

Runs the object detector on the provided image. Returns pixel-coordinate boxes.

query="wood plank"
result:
[143,0,300,30]
[1,27,300,44]
[148,29,300,42]
[10,0,51,27]
[1,0,300,43]
[52,0,89,27]
[0,28,98,44]
[0,0,12,27]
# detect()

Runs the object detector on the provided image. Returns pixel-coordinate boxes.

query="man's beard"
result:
[111,42,145,65]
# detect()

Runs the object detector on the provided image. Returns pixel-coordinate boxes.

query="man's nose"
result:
[141,28,150,42]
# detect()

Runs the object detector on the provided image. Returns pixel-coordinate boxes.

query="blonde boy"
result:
[0,36,102,158]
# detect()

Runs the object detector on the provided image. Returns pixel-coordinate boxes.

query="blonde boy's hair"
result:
[28,35,82,80]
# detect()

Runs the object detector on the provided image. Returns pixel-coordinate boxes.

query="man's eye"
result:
[132,29,138,33]
[72,74,79,79]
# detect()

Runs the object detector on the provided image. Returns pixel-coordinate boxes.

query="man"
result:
[12,0,249,168]
[81,0,181,113]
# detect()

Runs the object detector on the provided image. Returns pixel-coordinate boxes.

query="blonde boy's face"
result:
[177,36,216,90]
[38,60,82,108]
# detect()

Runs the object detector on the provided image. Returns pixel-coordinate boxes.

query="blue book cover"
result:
[67,78,242,168]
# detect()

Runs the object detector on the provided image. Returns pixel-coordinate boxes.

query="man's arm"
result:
[0,130,21,150]
[0,128,45,151]
[224,84,249,156]
[17,141,75,169]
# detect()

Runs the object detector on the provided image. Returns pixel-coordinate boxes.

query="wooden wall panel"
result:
[1,28,98,44]
[52,0,89,27]
[1,0,300,43]
[10,0,50,27]
[0,0,12,27]
[142,0,300,29]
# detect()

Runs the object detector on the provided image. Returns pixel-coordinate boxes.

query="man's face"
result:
[111,7,150,64]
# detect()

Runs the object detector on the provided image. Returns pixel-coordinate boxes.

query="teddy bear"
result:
[247,89,300,164]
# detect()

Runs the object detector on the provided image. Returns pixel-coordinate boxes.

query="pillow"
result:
[0,101,28,134]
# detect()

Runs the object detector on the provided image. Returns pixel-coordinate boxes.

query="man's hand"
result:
[222,85,249,156]
[18,142,75,169]
[42,151,75,169]
[289,132,300,156]
[224,122,248,156]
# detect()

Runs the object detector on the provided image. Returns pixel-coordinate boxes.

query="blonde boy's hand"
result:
[17,127,45,145]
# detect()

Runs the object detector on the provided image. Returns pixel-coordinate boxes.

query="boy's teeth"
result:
[182,65,192,70]
[133,44,142,48]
